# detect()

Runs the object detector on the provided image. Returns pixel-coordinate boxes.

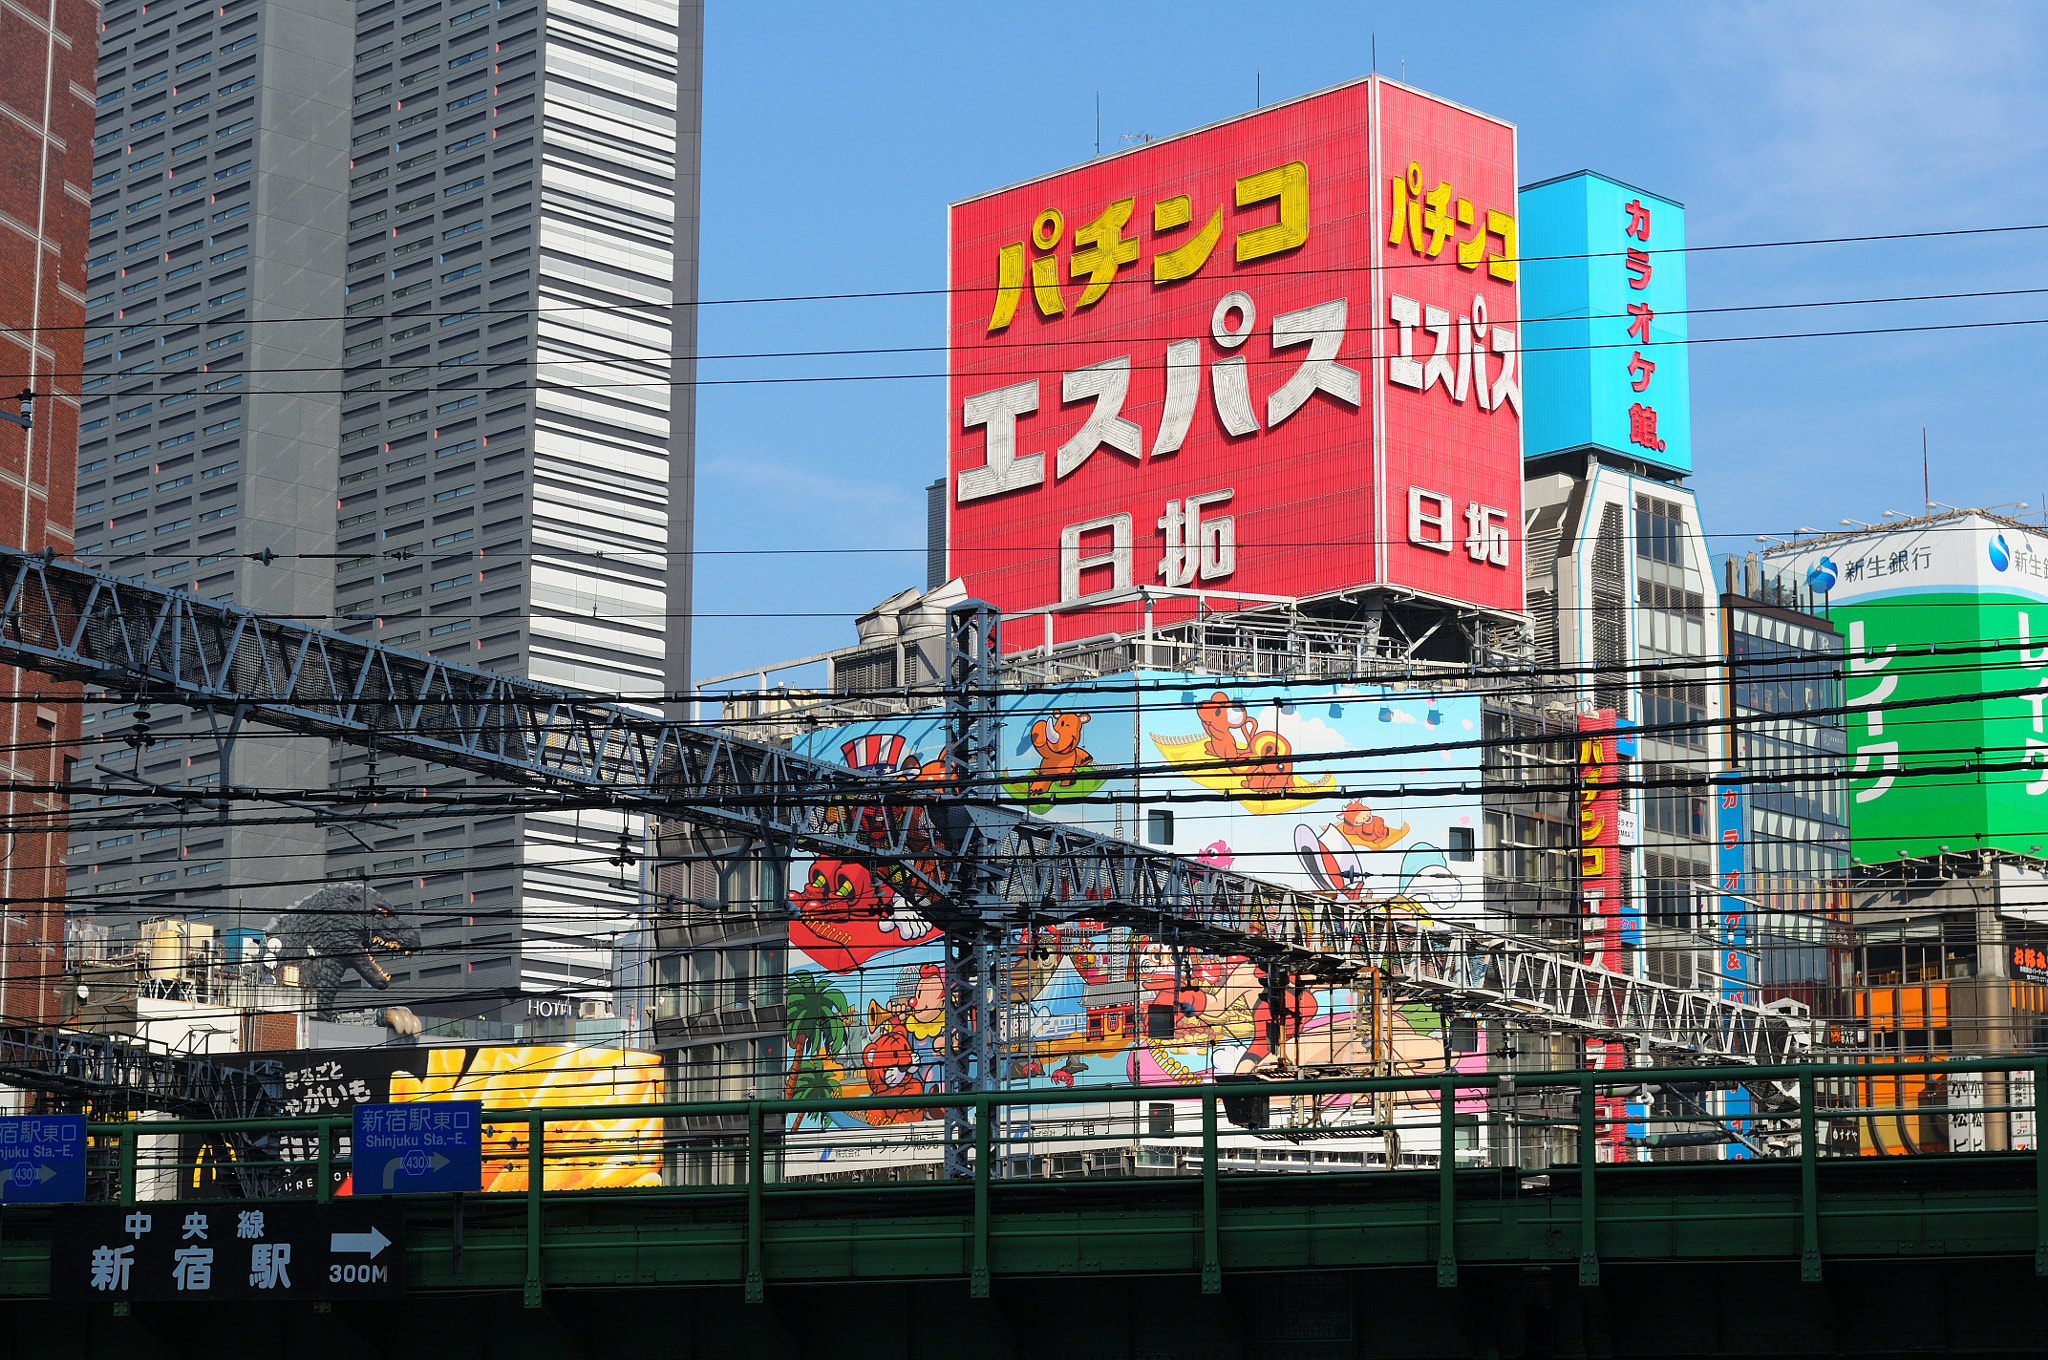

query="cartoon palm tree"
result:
[784,971,849,1125]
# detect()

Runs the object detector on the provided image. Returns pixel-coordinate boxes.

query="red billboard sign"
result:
[946,76,1523,646]
[1577,709,1628,1156]
[1576,711,1622,974]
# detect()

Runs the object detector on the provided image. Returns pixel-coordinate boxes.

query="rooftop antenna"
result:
[1095,89,1100,158]
[1922,425,1930,509]
[1372,32,1378,73]
[1256,69,1261,108]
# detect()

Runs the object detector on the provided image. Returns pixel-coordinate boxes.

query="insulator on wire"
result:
[608,831,639,869]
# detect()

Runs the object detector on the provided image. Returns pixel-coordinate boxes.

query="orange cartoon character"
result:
[1335,800,1410,851]
[1025,710,1094,800]
[1196,692,1295,794]
[1149,693,1336,813]
[860,1007,930,1123]
[882,963,946,1043]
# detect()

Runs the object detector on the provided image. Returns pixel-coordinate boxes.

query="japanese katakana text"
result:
[986,160,1310,329]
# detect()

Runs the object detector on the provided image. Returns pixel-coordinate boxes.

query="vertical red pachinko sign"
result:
[1371,82,1524,606]
[1576,710,1627,1158]
[946,77,1522,649]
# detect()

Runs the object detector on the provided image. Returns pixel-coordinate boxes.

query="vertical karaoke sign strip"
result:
[1715,774,1753,1154]
[1714,776,1752,1006]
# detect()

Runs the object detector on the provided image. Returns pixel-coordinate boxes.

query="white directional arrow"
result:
[330,1226,393,1259]
[382,1151,450,1190]
[0,1164,59,1200]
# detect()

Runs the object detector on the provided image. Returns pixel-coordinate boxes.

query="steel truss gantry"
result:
[0,1022,280,1120]
[0,548,1801,1082]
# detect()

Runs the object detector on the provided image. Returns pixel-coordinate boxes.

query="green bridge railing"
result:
[55,1056,2048,1304]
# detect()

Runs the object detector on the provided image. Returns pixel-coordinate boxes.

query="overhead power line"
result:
[34,280,2048,383]
[38,309,2048,399]
[14,216,2048,340]
[32,621,2048,739]
[59,519,2048,569]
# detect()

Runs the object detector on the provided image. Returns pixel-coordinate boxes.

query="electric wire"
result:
[20,214,2048,342]
[39,304,2048,399]
[38,278,2048,386]
[58,524,2048,572]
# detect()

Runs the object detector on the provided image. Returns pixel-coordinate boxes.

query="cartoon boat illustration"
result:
[1149,691,1337,814]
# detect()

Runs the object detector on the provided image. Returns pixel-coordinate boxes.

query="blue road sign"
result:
[0,1114,86,1204]
[351,1102,482,1195]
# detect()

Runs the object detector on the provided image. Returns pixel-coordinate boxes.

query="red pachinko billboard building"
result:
[0,0,93,1024]
[946,76,1524,649]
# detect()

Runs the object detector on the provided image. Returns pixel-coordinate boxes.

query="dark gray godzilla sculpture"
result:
[267,883,424,1033]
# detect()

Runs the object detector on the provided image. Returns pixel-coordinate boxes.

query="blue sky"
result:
[689,1,2048,684]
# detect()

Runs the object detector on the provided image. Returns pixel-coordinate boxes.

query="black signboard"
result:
[51,1201,404,1301]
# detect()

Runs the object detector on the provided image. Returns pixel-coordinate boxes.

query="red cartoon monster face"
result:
[789,858,943,972]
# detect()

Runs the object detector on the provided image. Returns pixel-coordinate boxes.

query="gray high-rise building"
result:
[69,0,354,932]
[322,0,702,1024]
[67,0,703,1028]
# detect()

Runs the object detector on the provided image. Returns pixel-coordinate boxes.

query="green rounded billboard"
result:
[1774,514,2048,862]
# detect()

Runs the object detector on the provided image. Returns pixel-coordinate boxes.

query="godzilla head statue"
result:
[267,883,425,1033]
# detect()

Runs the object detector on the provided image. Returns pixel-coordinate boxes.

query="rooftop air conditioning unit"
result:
[578,1000,613,1020]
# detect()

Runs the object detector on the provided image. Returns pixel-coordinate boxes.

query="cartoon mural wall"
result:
[777,676,1491,1172]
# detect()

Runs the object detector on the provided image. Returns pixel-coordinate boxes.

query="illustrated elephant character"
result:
[266,883,424,1034]
[1295,823,1370,901]
[1025,710,1093,799]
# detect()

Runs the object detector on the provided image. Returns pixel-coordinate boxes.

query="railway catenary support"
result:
[939,598,1005,1178]
[0,547,1803,1090]
[0,1023,278,1120]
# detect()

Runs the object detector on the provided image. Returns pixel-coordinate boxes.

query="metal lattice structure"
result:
[0,548,1802,1066]
[938,600,1005,1177]
[0,1023,281,1119]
